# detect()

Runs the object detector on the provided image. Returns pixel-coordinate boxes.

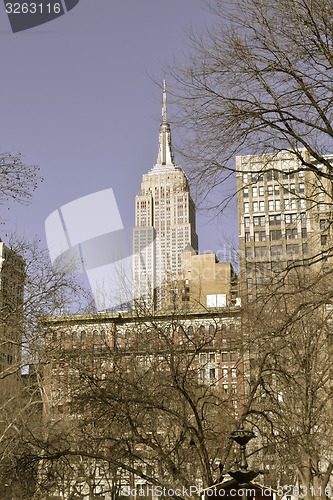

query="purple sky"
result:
[0,0,238,260]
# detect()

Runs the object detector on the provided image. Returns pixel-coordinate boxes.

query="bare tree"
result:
[26,310,244,498]
[171,0,333,204]
[0,236,90,498]
[0,151,40,212]
[241,269,333,500]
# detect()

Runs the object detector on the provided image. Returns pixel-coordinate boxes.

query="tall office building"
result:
[236,150,332,301]
[133,81,198,308]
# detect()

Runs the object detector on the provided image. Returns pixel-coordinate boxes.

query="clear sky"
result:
[0,0,238,261]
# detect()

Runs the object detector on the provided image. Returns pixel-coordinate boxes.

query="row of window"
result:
[52,323,238,351]
[242,170,303,184]
[245,227,308,242]
[199,366,238,380]
[244,198,306,213]
[199,351,237,364]
[244,183,305,198]
[245,244,309,259]
[244,213,307,227]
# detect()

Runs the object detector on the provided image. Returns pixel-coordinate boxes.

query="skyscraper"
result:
[133,81,198,308]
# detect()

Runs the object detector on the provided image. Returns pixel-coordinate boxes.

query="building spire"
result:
[157,79,174,166]
[162,78,167,123]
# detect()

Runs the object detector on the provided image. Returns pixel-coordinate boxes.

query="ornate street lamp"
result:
[228,423,261,484]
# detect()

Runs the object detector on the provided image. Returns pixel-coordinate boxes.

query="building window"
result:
[245,232,251,242]
[267,170,279,181]
[271,245,283,257]
[286,228,298,240]
[199,353,206,364]
[285,213,297,224]
[270,229,282,241]
[320,219,328,230]
[253,201,258,212]
[188,326,194,341]
[243,187,249,197]
[244,202,249,213]
[244,217,250,228]
[286,244,299,255]
[252,186,258,197]
[321,235,328,246]
[254,216,265,226]
[209,324,216,337]
[259,201,265,212]
[93,330,99,351]
[231,368,237,378]
[269,214,281,225]
[222,352,228,362]
[81,331,86,349]
[254,247,267,258]
[71,332,77,348]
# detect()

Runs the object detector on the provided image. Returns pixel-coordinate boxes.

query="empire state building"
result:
[133,81,198,308]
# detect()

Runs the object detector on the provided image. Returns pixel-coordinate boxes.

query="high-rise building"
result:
[133,81,198,308]
[236,150,331,301]
[0,241,24,388]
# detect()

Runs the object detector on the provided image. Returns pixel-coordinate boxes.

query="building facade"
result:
[167,247,238,311]
[42,307,245,499]
[0,241,24,389]
[236,150,332,300]
[133,81,198,308]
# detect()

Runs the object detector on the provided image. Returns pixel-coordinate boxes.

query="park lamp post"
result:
[202,424,275,500]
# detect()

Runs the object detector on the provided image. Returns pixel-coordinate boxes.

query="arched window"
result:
[125,329,131,351]
[93,330,99,351]
[115,330,122,351]
[72,331,77,348]
[209,324,216,337]
[81,331,86,349]
[100,330,106,351]
[145,329,152,351]
[187,326,194,342]
[136,330,143,351]
[199,325,205,342]
[178,326,185,345]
